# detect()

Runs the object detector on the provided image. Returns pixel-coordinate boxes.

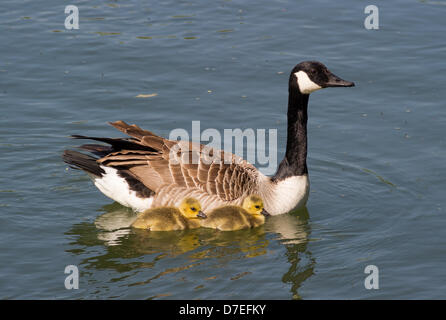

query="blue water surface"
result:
[0,0,445,299]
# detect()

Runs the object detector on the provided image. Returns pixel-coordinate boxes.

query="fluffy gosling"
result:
[201,195,269,231]
[131,197,206,231]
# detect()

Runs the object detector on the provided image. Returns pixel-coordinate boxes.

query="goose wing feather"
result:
[97,121,261,207]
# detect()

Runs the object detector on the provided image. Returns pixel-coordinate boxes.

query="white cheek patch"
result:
[294,71,322,94]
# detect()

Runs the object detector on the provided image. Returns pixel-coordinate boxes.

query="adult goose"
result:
[63,61,354,215]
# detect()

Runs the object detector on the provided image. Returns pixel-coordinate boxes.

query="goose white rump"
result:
[92,166,153,212]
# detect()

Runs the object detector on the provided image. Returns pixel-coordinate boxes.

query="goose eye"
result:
[255,205,260,209]
[191,207,196,211]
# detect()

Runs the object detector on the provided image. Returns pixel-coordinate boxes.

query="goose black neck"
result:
[273,89,308,181]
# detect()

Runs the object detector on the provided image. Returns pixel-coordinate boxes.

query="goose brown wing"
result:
[97,121,260,201]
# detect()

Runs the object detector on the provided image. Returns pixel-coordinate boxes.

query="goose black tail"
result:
[62,150,105,177]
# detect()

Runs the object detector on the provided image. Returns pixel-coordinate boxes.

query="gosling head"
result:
[242,195,270,217]
[178,197,207,220]
[290,61,355,95]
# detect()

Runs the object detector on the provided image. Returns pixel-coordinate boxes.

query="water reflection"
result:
[93,203,136,246]
[65,203,314,299]
[266,207,315,299]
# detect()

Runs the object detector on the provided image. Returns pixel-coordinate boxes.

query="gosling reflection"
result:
[66,202,314,299]
[65,203,269,267]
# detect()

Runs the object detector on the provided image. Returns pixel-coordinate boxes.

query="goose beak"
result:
[197,211,207,219]
[261,209,271,217]
[325,72,355,88]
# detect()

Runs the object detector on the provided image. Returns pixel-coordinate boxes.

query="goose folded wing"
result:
[100,121,260,202]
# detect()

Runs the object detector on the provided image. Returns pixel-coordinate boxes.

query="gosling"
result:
[131,197,206,231]
[201,195,269,231]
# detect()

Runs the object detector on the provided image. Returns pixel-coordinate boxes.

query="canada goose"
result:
[63,61,354,215]
[131,197,206,231]
[201,195,269,231]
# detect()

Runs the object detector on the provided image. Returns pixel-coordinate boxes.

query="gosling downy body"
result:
[201,195,269,231]
[131,197,206,231]
[63,61,354,215]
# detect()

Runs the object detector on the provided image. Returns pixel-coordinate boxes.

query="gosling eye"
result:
[255,205,260,209]
[191,207,197,212]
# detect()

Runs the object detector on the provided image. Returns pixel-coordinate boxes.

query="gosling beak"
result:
[324,71,355,88]
[197,211,207,219]
[261,209,270,217]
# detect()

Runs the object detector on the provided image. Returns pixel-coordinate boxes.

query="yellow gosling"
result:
[131,197,206,231]
[201,195,269,231]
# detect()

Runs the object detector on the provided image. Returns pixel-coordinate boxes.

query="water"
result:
[1,0,445,299]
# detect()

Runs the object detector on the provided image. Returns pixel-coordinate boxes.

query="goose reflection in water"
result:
[65,203,314,299]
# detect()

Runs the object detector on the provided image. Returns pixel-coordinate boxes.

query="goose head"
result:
[290,61,355,95]
[179,197,207,220]
[242,195,270,217]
